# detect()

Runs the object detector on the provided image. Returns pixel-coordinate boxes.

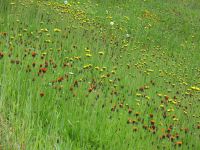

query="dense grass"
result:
[0,0,200,149]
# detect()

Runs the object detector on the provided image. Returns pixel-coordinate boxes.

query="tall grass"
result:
[0,0,200,149]
[0,0,9,30]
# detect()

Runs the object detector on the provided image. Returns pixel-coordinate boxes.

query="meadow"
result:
[0,0,200,149]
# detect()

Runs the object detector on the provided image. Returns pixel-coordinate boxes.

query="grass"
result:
[0,0,200,149]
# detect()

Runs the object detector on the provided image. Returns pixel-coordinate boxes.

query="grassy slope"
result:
[0,0,200,149]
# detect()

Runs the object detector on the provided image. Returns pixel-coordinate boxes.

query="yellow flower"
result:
[83,64,92,69]
[45,39,51,43]
[54,28,61,32]
[136,93,142,97]
[147,69,154,72]
[95,67,100,70]
[85,48,90,52]
[101,75,107,78]
[173,118,179,121]
[85,54,92,57]
[160,104,164,108]
[98,51,104,55]
[109,79,113,83]
[145,96,150,100]
[172,101,177,104]
[102,67,107,70]
[74,56,81,60]
[191,86,200,91]
[44,28,49,32]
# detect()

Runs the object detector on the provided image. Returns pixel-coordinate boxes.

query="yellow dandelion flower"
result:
[191,86,200,91]
[145,96,150,100]
[173,118,179,121]
[45,39,51,43]
[101,75,107,78]
[95,67,100,70]
[85,54,92,57]
[83,64,92,69]
[54,28,61,32]
[136,93,142,97]
[160,104,164,108]
[85,49,91,52]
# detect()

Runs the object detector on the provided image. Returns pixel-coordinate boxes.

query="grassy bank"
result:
[0,0,199,149]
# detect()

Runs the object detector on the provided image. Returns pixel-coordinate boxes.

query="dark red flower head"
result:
[39,67,47,73]
[0,52,4,58]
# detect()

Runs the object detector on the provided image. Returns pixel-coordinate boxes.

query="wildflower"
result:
[175,141,182,146]
[69,72,74,75]
[32,62,36,67]
[132,126,138,132]
[191,86,200,91]
[170,136,175,142]
[31,52,37,57]
[42,52,47,56]
[45,39,51,43]
[83,64,92,69]
[126,34,130,38]
[197,124,200,129]
[0,32,7,36]
[57,77,64,82]
[74,80,78,87]
[111,104,116,111]
[165,95,169,100]
[98,51,104,55]
[39,68,47,73]
[173,118,179,121]
[127,118,132,124]
[64,0,68,4]
[95,66,100,70]
[44,28,48,32]
[160,104,164,108]
[88,87,93,92]
[111,70,116,74]
[149,114,154,118]
[54,28,61,32]
[15,60,20,65]
[40,92,45,97]
[85,49,91,52]
[150,120,155,125]
[175,133,179,139]
[128,108,132,114]
[136,93,142,97]
[135,112,140,117]
[147,69,154,72]
[102,67,107,70]
[101,75,107,78]
[85,54,92,57]
[23,29,28,32]
[145,96,150,100]
[110,21,114,26]
[143,125,148,130]
[0,52,4,58]
[74,56,81,60]
[119,103,123,108]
